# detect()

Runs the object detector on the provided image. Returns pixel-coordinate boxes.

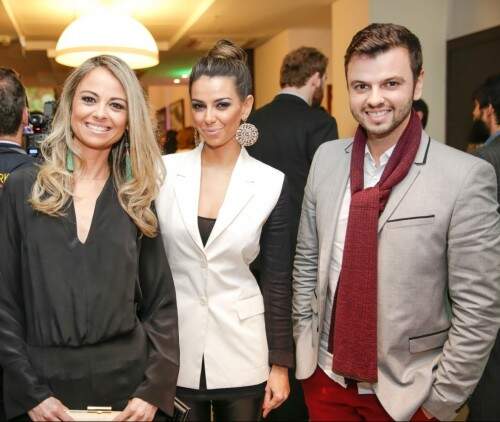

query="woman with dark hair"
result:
[156,40,293,421]
[0,55,179,421]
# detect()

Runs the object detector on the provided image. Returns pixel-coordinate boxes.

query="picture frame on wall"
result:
[168,99,185,131]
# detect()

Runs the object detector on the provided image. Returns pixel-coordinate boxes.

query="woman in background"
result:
[0,55,179,422]
[156,40,293,421]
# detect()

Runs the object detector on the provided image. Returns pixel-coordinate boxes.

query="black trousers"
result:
[177,393,264,422]
[0,367,5,422]
[469,333,500,421]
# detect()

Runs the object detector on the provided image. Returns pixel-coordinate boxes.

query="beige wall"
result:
[254,30,290,108]
[288,28,332,83]
[370,0,448,142]
[331,0,369,138]
[254,27,332,109]
[148,85,193,128]
[447,0,500,40]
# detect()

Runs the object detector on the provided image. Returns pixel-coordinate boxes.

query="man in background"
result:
[469,73,500,421]
[248,46,338,261]
[0,68,34,197]
[472,74,500,200]
[247,47,338,421]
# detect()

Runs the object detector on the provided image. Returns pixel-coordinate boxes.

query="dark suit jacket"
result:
[0,142,34,194]
[475,134,500,203]
[470,132,500,420]
[247,94,338,253]
[0,141,33,421]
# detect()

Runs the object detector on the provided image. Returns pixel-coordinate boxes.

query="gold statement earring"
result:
[236,120,258,147]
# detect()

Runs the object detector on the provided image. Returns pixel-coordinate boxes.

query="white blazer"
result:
[156,144,285,389]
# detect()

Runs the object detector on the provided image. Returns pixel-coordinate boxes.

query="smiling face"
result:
[347,47,423,141]
[190,75,253,149]
[71,66,128,153]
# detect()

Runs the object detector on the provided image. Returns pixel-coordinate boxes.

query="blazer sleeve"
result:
[422,160,500,421]
[260,177,294,368]
[132,224,180,416]
[307,111,338,163]
[292,148,321,347]
[0,171,53,417]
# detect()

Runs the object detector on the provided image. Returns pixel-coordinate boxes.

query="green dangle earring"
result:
[66,148,74,172]
[124,131,133,182]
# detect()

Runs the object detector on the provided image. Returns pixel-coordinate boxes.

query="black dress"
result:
[0,166,179,420]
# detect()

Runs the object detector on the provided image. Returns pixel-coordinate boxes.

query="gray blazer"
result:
[293,132,500,421]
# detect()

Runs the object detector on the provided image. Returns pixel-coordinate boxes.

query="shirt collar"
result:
[364,144,396,168]
[484,131,500,147]
[0,140,21,146]
[278,89,309,105]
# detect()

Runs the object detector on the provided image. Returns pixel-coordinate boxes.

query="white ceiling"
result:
[0,0,333,86]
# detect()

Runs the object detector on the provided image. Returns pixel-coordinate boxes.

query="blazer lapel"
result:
[318,142,351,279]
[173,145,205,252]
[205,148,255,249]
[378,133,431,232]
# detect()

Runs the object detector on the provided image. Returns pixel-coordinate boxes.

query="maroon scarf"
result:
[329,111,422,382]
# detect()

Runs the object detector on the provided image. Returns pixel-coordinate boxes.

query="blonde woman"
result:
[0,55,179,421]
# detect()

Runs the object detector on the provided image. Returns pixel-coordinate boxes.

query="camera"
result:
[24,100,56,158]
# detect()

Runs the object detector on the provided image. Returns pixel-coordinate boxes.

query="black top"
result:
[197,216,216,246]
[0,166,179,419]
[247,94,338,256]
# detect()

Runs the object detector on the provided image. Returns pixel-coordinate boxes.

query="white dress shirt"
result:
[318,144,395,394]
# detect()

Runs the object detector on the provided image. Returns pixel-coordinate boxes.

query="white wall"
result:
[447,0,500,39]
[370,0,448,142]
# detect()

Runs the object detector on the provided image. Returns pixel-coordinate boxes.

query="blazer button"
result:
[200,296,207,305]
[201,260,208,269]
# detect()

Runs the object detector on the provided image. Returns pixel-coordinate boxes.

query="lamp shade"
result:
[55,11,159,69]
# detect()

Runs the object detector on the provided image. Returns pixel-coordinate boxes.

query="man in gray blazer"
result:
[293,23,500,421]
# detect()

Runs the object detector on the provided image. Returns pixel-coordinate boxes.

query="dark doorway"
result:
[447,25,500,151]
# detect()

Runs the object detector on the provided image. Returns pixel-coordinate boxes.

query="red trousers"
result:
[301,367,436,421]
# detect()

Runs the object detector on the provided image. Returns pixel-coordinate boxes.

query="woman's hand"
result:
[262,364,290,418]
[28,397,74,421]
[113,398,158,421]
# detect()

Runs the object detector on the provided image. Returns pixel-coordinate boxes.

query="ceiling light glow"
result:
[55,9,159,69]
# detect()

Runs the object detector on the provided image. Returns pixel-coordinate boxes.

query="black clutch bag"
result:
[170,397,190,422]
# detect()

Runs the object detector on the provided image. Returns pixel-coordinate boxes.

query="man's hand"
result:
[262,365,290,418]
[113,397,157,421]
[28,397,74,421]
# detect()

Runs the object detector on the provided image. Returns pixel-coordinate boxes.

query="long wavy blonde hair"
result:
[30,55,164,237]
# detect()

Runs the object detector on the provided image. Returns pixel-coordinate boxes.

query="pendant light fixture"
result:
[55,9,159,69]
